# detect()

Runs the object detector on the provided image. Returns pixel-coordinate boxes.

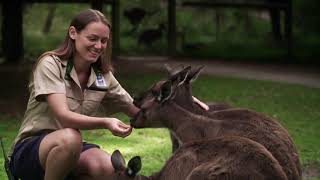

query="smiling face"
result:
[69,21,110,64]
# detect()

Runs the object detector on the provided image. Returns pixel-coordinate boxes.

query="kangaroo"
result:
[131,79,301,180]
[111,150,148,180]
[136,64,232,154]
[164,64,302,178]
[111,137,287,180]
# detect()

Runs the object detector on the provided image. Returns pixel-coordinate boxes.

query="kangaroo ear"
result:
[169,65,191,87]
[164,63,174,75]
[187,66,204,83]
[111,150,126,172]
[157,81,173,103]
[126,156,142,177]
[164,64,186,77]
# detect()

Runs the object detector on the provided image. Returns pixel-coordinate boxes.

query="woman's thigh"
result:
[10,134,48,180]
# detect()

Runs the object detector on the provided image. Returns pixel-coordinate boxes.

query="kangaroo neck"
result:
[174,85,193,108]
[163,101,209,131]
[174,85,206,114]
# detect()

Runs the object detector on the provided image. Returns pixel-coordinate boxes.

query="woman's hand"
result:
[105,118,132,138]
[192,96,209,111]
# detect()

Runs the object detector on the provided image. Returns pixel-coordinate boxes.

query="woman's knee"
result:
[59,128,82,152]
[77,149,114,178]
[39,128,82,170]
[88,160,113,177]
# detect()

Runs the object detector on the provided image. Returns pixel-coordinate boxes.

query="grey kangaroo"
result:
[111,136,287,180]
[131,66,301,180]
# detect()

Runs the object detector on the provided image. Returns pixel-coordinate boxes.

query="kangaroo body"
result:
[112,137,288,180]
[132,66,301,180]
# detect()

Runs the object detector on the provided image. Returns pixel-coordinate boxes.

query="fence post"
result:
[168,0,176,56]
[112,0,120,58]
[2,0,23,63]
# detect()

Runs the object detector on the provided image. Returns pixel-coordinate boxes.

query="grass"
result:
[2,72,319,179]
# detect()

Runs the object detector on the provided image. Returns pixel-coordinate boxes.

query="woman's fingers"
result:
[110,119,132,137]
[192,96,209,111]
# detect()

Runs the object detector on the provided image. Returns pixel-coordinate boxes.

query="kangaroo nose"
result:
[133,97,141,107]
[130,110,144,127]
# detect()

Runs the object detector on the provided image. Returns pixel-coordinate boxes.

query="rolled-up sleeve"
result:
[33,56,66,102]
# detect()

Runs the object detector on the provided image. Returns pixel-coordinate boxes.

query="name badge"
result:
[89,72,108,91]
[95,73,107,88]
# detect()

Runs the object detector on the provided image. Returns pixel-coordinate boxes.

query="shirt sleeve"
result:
[101,72,133,114]
[33,55,66,102]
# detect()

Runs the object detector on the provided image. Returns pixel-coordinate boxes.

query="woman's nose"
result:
[94,41,102,49]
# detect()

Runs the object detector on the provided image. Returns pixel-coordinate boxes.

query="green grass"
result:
[2,73,319,179]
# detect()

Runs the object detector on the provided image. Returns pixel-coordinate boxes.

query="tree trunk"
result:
[42,4,57,34]
[2,0,24,63]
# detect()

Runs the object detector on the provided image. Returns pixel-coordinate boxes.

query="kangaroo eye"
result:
[151,90,159,97]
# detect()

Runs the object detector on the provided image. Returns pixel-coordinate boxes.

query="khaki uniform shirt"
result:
[13,55,133,146]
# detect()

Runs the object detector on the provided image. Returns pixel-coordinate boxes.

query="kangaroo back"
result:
[155,136,287,180]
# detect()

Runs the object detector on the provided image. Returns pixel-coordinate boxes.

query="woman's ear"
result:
[69,26,77,40]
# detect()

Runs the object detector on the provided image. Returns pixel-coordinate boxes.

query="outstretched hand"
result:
[106,118,133,138]
[192,96,209,111]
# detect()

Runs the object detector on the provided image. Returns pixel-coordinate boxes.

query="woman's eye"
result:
[101,38,108,44]
[87,37,97,42]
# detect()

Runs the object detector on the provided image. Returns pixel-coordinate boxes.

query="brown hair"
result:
[36,9,113,73]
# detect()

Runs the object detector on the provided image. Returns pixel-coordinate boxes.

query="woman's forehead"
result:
[81,21,110,38]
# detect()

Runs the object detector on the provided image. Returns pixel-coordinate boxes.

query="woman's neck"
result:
[73,56,91,74]
[73,56,91,89]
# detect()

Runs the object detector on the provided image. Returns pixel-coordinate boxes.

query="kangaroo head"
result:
[131,65,205,128]
[132,64,190,112]
[131,80,175,128]
[165,64,205,109]
[111,150,144,180]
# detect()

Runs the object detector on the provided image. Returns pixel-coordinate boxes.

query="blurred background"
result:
[0,0,319,64]
[0,1,320,179]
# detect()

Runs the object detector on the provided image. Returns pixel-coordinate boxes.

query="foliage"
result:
[294,0,320,33]
[17,2,320,63]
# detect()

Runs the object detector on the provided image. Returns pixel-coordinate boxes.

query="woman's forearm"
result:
[46,93,109,130]
[124,104,140,118]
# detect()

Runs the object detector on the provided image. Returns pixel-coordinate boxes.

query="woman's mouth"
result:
[89,50,100,58]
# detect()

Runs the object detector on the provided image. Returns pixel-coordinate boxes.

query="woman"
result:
[9,9,208,180]
[9,9,139,180]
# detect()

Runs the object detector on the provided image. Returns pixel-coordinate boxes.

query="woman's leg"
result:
[72,148,115,180]
[39,128,82,180]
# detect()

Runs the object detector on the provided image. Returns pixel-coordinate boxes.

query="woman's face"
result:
[70,21,110,64]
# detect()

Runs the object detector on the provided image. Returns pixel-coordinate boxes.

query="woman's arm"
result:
[192,96,209,111]
[46,93,132,137]
[123,104,140,118]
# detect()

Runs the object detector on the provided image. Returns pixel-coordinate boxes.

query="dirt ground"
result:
[117,56,320,88]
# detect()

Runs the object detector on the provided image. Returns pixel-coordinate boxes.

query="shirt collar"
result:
[87,67,97,87]
[51,54,68,66]
[65,60,97,88]
[61,60,68,67]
